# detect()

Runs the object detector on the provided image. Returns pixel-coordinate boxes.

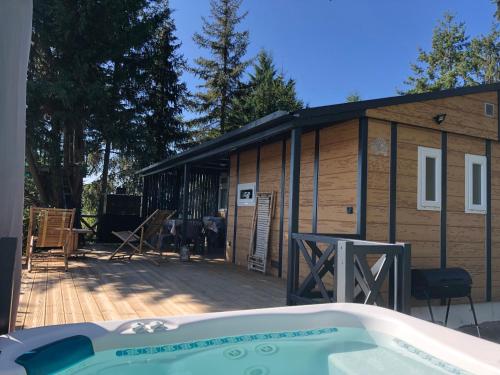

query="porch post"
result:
[286,127,302,305]
[181,163,190,244]
[0,0,32,332]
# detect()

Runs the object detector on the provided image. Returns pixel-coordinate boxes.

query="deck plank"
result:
[17,247,286,330]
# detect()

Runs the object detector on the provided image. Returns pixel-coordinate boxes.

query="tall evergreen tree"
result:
[136,7,190,163]
[401,13,470,94]
[229,50,303,128]
[26,0,182,216]
[191,0,250,137]
[468,24,500,85]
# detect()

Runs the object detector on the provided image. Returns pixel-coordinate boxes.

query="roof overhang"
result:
[138,82,500,177]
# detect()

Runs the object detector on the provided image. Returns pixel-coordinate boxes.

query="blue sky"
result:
[169,0,497,109]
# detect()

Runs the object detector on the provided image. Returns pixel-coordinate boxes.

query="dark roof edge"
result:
[300,82,500,117]
[138,82,500,176]
[137,110,292,175]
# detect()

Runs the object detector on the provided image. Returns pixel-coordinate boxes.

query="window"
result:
[418,146,441,210]
[484,103,495,118]
[218,173,228,210]
[465,154,487,214]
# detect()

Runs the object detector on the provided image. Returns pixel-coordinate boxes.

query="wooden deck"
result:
[16,248,286,330]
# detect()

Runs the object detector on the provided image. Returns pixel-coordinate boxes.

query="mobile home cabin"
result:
[138,83,500,306]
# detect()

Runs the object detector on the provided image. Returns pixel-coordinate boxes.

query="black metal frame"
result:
[389,122,397,243]
[440,132,448,270]
[357,117,368,239]
[286,128,302,304]
[278,139,286,277]
[312,129,320,233]
[232,151,240,264]
[486,139,492,301]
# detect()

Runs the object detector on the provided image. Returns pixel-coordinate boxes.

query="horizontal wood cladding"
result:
[396,125,441,271]
[226,120,360,282]
[259,141,285,277]
[366,119,391,242]
[366,120,491,301]
[316,120,358,234]
[366,92,499,140]
[446,134,486,300]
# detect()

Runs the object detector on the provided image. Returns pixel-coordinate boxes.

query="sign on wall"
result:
[237,183,256,206]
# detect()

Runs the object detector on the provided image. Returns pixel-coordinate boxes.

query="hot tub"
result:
[1,304,499,374]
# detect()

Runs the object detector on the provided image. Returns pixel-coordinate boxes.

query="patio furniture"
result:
[25,207,76,272]
[411,267,479,331]
[109,209,176,264]
[168,219,204,255]
[202,216,225,256]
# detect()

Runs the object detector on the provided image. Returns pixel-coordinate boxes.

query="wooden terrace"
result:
[16,246,286,330]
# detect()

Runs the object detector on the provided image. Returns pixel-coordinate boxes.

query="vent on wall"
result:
[485,103,495,118]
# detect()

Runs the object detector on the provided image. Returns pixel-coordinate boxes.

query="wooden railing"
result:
[288,233,411,314]
[80,214,99,238]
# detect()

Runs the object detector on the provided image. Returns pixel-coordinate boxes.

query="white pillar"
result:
[0,0,33,332]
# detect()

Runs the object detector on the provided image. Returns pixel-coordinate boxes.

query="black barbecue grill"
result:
[411,267,479,328]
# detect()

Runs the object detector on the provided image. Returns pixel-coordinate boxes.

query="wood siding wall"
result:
[365,116,496,302]
[225,89,500,303]
[226,121,360,278]
[366,92,498,140]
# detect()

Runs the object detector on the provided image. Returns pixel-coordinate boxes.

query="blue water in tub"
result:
[50,327,469,375]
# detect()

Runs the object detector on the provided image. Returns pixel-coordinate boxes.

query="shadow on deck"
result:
[16,244,286,330]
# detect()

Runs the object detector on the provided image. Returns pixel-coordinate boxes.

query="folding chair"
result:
[25,207,76,272]
[109,209,176,264]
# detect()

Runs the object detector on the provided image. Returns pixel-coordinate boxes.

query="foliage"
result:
[229,50,303,128]
[401,13,499,94]
[346,92,362,102]
[26,0,191,221]
[191,0,250,137]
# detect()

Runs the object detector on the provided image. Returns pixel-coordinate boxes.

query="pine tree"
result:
[191,0,250,137]
[137,6,190,163]
[26,0,180,216]
[229,50,303,128]
[401,13,470,94]
[468,24,500,84]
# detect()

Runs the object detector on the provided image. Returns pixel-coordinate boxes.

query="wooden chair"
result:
[25,207,76,272]
[110,209,176,264]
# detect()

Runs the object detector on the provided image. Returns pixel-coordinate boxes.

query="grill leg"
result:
[426,298,435,323]
[467,294,480,337]
[444,297,451,327]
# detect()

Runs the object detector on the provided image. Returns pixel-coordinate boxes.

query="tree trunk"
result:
[25,140,49,206]
[63,122,84,227]
[97,139,111,218]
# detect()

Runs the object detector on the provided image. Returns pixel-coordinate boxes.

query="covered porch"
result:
[16,246,286,330]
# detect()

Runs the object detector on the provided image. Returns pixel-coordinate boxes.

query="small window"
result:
[218,173,229,210]
[485,103,495,118]
[418,147,441,210]
[465,154,487,214]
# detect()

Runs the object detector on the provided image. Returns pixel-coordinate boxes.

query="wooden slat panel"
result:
[367,91,498,140]
[17,248,286,329]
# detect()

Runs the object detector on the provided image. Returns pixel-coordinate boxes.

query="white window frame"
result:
[465,154,487,214]
[217,173,229,211]
[237,182,256,206]
[417,146,442,211]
